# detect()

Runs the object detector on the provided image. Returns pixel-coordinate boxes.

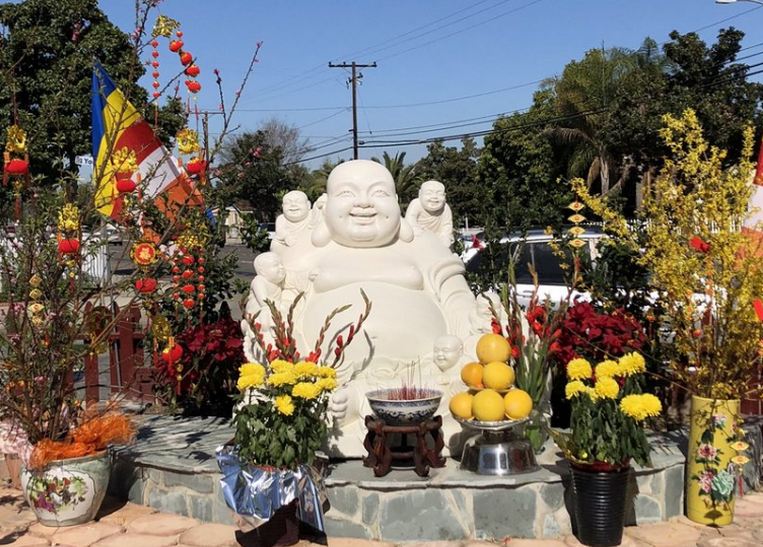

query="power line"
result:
[244,0,511,100]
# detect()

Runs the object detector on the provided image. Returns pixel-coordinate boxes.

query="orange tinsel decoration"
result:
[29,414,135,469]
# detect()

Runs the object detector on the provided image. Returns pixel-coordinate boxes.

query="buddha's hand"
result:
[328,388,350,422]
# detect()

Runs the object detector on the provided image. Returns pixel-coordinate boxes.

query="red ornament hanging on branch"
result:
[3,125,32,218]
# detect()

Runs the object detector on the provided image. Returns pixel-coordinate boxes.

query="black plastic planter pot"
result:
[570,464,630,547]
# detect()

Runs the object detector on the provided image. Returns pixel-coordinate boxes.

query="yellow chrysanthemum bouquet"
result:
[557,352,662,469]
[233,292,371,469]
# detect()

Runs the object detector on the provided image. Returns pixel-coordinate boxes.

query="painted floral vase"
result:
[21,450,111,526]
[686,395,741,526]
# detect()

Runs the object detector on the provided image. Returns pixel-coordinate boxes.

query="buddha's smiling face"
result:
[420,180,446,214]
[325,160,401,248]
[282,191,310,222]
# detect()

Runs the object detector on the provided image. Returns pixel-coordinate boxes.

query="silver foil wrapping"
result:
[216,445,327,532]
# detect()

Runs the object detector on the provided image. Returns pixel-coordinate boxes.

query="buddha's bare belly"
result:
[300,281,448,381]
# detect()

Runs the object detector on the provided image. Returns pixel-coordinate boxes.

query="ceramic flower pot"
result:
[21,450,111,526]
[686,395,741,526]
[570,462,630,547]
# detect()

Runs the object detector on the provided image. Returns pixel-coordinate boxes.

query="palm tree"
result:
[544,47,637,195]
[371,151,419,204]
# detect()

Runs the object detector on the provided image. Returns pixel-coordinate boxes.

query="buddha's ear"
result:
[312,222,332,247]
[399,219,414,243]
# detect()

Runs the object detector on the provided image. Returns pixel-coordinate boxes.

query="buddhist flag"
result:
[91,62,201,220]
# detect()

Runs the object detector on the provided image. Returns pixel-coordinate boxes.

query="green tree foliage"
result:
[478,92,571,234]
[0,0,186,184]
[217,131,309,221]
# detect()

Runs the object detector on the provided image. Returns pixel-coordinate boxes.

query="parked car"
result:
[463,228,606,308]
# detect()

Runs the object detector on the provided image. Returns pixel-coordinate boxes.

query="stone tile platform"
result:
[3,487,763,546]
[108,416,694,542]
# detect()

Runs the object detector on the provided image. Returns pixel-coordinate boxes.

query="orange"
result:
[449,392,474,419]
[473,389,505,421]
[504,389,533,420]
[476,333,511,364]
[483,361,515,390]
[460,362,484,388]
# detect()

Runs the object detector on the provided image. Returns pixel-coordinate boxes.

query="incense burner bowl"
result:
[366,388,443,425]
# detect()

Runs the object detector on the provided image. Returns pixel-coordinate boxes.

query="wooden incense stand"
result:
[362,415,446,477]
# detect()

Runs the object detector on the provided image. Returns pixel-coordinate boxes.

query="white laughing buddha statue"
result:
[242,160,491,456]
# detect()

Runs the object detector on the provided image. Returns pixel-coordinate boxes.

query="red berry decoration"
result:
[180,51,193,65]
[151,50,159,58]
[197,266,205,273]
[169,40,183,52]
[181,255,194,265]
[183,298,195,309]
[182,270,193,279]
[176,30,183,37]
[152,92,161,98]
[152,71,160,78]
[151,39,159,48]
[197,284,205,292]
[152,81,160,89]
[184,64,200,77]
[197,275,205,282]
[197,258,205,265]
[181,284,195,294]
[152,61,160,68]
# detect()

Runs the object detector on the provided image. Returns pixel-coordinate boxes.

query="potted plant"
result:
[574,109,761,526]
[0,195,138,525]
[553,352,662,547]
[218,293,371,545]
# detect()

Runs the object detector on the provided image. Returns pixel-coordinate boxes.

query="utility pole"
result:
[328,61,377,159]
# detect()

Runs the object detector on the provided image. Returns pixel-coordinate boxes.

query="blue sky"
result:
[101,0,763,167]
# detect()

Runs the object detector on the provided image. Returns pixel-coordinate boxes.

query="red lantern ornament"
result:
[197,284,205,292]
[169,40,183,52]
[150,39,159,48]
[58,238,80,255]
[181,284,195,294]
[152,92,161,98]
[197,257,205,265]
[182,270,193,279]
[135,277,158,294]
[183,298,195,309]
[181,255,195,266]
[185,157,205,175]
[161,343,184,364]
[5,158,29,175]
[185,80,201,93]
[197,275,205,282]
[151,61,160,68]
[180,51,193,66]
[151,50,159,59]
[184,64,200,77]
[152,71,160,78]
[152,81,160,89]
[116,175,136,194]
[197,266,205,274]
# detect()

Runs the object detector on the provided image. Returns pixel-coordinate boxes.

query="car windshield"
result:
[465,239,592,286]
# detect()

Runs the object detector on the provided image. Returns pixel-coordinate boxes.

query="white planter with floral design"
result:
[21,450,111,526]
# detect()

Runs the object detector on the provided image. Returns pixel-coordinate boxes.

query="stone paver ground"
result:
[1,487,762,546]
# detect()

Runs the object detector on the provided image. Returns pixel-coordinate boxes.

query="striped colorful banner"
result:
[91,62,201,220]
